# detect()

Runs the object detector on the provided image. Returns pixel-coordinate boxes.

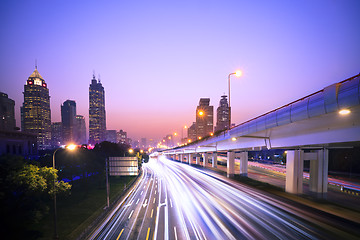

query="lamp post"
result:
[228,70,242,130]
[52,144,76,239]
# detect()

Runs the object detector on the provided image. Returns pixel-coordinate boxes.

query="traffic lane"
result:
[158,157,359,239]
[122,166,156,240]
[134,166,159,240]
[94,166,149,240]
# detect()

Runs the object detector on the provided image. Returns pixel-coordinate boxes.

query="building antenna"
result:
[35,59,37,69]
[98,74,101,83]
[93,70,95,79]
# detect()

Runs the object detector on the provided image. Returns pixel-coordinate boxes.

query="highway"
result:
[90,156,360,240]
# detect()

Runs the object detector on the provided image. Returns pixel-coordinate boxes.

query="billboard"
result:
[109,157,138,176]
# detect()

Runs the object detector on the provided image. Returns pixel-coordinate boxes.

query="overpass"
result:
[162,73,360,196]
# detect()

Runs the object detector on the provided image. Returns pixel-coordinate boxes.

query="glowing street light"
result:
[210,132,214,136]
[129,148,134,154]
[228,69,243,130]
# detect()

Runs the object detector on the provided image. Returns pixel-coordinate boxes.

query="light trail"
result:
[91,156,360,240]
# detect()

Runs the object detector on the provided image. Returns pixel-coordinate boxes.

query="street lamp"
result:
[228,70,242,130]
[52,144,77,239]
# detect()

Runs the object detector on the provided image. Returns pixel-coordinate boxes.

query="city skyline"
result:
[1,1,360,140]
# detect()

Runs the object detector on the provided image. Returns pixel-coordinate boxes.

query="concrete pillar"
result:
[203,153,209,167]
[188,153,193,165]
[309,149,328,196]
[196,154,200,165]
[212,152,217,168]
[239,151,248,176]
[285,150,304,194]
[227,151,235,177]
[179,154,182,162]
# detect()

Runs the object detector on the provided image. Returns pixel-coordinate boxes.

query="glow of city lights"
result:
[210,132,214,136]
[140,150,144,153]
[198,110,204,116]
[339,109,351,115]
[231,137,237,141]
[174,132,177,136]
[188,139,191,143]
[198,136,202,140]
[129,148,134,154]
[66,144,77,151]
[184,125,187,129]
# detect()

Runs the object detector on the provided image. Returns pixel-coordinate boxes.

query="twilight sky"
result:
[1,0,360,141]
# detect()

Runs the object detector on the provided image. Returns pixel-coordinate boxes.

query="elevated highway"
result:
[163,73,360,196]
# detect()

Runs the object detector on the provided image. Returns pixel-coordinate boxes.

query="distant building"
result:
[140,138,147,149]
[163,134,174,147]
[61,100,76,144]
[195,98,213,139]
[0,130,37,157]
[89,74,106,145]
[187,122,196,141]
[148,138,155,148]
[21,68,51,150]
[51,122,62,147]
[0,92,16,131]
[74,115,86,145]
[215,95,229,132]
[117,130,127,144]
[132,140,140,149]
[106,130,117,143]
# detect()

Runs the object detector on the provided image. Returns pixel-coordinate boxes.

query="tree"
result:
[0,155,71,238]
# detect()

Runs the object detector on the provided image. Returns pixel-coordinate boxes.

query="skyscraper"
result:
[51,122,62,147]
[196,98,213,139]
[215,95,229,132]
[21,68,51,150]
[89,74,106,145]
[74,115,86,145]
[61,100,76,144]
[0,92,16,131]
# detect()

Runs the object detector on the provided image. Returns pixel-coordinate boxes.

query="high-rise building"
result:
[187,122,196,141]
[89,74,106,145]
[21,68,51,150]
[117,130,127,144]
[215,95,229,132]
[0,92,16,131]
[61,100,76,144]
[195,98,213,139]
[106,130,117,143]
[74,115,86,144]
[51,122,62,147]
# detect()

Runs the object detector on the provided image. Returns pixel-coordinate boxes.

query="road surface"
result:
[90,156,360,239]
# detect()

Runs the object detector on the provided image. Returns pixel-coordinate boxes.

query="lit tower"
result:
[21,67,51,150]
[215,95,229,132]
[195,98,213,139]
[61,100,76,144]
[89,74,106,145]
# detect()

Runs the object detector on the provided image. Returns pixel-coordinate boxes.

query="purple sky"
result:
[1,0,360,141]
